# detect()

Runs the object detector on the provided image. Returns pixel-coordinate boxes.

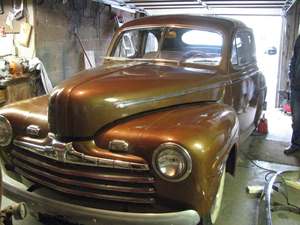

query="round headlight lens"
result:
[153,143,192,182]
[0,115,12,147]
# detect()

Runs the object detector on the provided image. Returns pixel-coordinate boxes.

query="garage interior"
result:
[0,0,300,225]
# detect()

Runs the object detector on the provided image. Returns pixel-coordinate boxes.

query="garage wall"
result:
[277,2,300,106]
[34,0,134,86]
[0,0,35,58]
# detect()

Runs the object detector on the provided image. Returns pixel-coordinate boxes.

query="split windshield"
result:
[111,27,223,66]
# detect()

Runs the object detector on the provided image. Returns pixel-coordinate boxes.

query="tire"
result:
[202,166,226,225]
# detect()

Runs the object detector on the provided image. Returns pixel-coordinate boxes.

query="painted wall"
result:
[0,0,35,58]
[34,0,134,86]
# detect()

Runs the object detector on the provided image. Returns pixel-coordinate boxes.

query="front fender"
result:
[0,95,49,138]
[95,102,239,215]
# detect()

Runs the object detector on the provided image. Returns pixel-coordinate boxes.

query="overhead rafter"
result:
[203,0,286,5]
[125,0,199,2]
[125,0,287,8]
[113,0,295,15]
[202,0,286,8]
[140,6,205,9]
[131,1,202,6]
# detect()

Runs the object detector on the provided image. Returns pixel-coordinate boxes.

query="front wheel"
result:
[202,166,226,225]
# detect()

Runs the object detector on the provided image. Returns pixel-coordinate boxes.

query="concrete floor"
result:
[216,158,300,225]
[2,110,300,225]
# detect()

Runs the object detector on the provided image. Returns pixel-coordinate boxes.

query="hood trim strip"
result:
[114,81,228,109]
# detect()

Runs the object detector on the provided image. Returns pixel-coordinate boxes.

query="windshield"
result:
[111,27,223,66]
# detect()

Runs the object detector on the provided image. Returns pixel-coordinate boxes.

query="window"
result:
[111,27,224,66]
[182,30,222,46]
[113,28,162,58]
[145,32,159,54]
[113,31,137,58]
[231,31,256,66]
[161,28,223,66]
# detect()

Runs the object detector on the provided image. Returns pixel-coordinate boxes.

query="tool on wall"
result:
[17,22,32,47]
[6,0,25,29]
[73,29,93,69]
[12,0,24,20]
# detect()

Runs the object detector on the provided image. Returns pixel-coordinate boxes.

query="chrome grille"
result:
[11,147,156,205]
[13,139,149,171]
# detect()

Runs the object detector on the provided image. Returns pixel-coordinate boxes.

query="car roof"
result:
[121,15,248,31]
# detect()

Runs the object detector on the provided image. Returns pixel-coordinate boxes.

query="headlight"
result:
[152,143,192,182]
[0,115,12,147]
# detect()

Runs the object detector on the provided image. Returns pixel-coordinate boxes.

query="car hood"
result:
[49,62,226,138]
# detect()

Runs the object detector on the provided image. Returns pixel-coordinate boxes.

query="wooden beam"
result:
[140,5,205,9]
[132,2,201,6]
[125,0,199,2]
[202,0,285,4]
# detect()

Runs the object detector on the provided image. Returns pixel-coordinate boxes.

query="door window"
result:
[231,31,256,66]
[113,28,162,58]
[145,32,159,54]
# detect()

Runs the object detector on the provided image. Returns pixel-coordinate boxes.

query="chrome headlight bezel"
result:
[0,115,12,147]
[152,142,192,182]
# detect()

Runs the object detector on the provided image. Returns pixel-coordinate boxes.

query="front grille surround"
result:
[13,137,149,171]
[11,137,156,206]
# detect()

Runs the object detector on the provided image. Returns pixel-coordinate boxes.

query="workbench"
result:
[0,74,33,105]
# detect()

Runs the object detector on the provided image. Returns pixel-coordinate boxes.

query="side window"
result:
[231,31,256,66]
[112,28,163,58]
[145,32,159,54]
[114,31,139,58]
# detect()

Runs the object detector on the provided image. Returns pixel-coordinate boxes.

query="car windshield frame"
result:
[108,25,225,68]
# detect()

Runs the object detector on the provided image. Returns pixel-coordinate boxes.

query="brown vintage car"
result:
[0,15,266,225]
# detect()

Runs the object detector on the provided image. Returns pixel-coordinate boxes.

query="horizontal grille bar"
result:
[13,158,155,194]
[13,139,149,171]
[15,167,155,204]
[12,150,154,184]
[12,136,157,205]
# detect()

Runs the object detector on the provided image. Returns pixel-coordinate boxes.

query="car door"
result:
[229,30,260,135]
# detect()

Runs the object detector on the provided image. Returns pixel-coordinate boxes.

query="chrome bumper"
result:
[3,173,200,225]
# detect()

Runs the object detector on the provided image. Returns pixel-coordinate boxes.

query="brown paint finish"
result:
[0,95,49,137]
[0,15,266,221]
[96,103,238,214]
[50,63,223,138]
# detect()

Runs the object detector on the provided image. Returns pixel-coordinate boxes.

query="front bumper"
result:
[3,173,200,225]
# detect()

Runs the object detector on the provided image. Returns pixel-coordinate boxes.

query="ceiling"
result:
[119,0,296,15]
